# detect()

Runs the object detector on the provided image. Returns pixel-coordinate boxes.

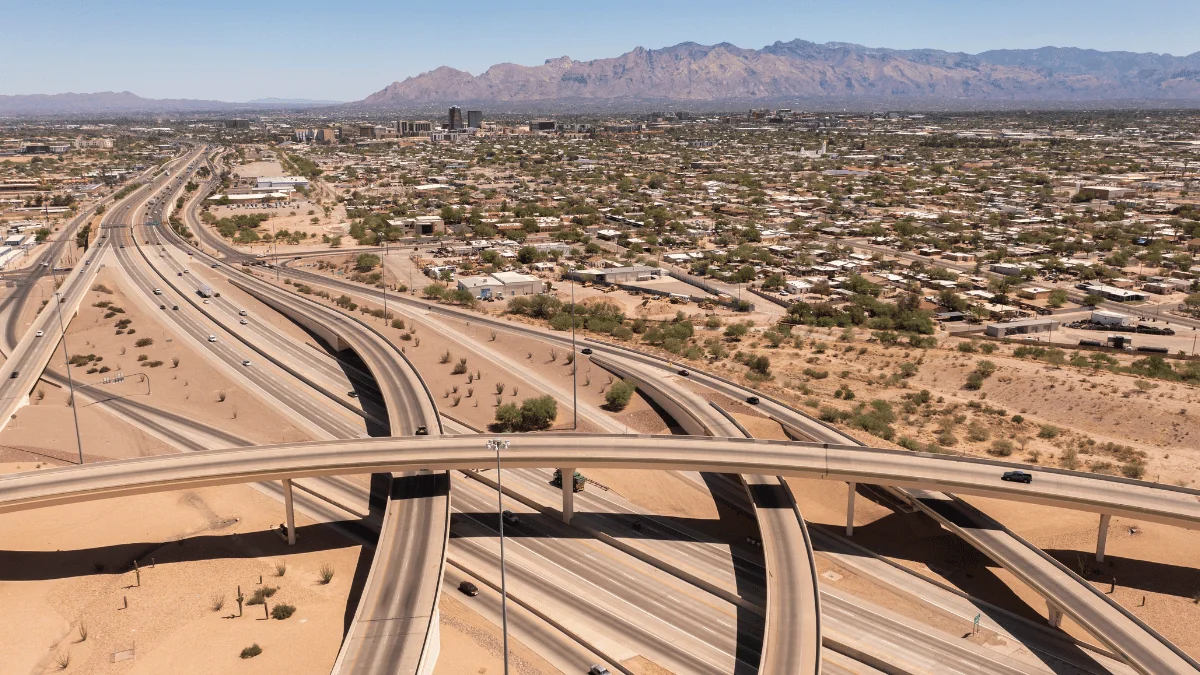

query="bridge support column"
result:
[561,469,574,525]
[283,479,296,546]
[1096,513,1111,563]
[1047,602,1063,628]
[846,482,857,536]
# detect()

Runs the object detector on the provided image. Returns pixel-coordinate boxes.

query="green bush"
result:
[246,586,278,606]
[605,380,636,411]
[494,396,558,431]
[989,439,1014,457]
[1038,425,1060,439]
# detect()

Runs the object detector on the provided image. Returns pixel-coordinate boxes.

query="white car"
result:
[35,330,44,338]
[241,360,251,366]
[207,335,217,343]
[239,319,248,325]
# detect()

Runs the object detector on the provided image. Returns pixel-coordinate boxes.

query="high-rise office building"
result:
[467,110,483,129]
[448,106,463,130]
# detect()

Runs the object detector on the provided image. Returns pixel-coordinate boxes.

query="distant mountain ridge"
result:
[0,91,341,115]
[356,39,1200,108]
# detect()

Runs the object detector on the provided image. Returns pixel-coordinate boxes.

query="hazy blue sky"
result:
[4,0,1198,101]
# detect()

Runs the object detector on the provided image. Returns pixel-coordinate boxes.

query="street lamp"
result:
[50,276,84,465]
[484,438,512,675]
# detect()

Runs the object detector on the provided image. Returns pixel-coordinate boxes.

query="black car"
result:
[746,396,760,405]
[458,581,479,597]
[580,347,593,355]
[10,370,18,379]
[678,369,690,377]
[1001,470,1033,484]
[415,426,429,435]
[502,510,520,526]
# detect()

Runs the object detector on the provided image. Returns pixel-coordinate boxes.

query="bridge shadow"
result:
[1043,548,1200,600]
[811,490,1118,675]
[0,521,366,583]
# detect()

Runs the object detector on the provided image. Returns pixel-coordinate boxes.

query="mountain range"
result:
[357,40,1200,109]
[0,92,341,116]
[5,40,1200,115]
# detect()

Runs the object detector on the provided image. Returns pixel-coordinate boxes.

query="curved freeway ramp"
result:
[160,177,452,675]
[590,354,822,675]
[589,347,1200,675]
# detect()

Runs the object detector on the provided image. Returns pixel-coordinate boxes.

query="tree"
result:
[1082,293,1104,307]
[517,245,540,264]
[74,224,92,252]
[605,380,636,410]
[35,228,51,242]
[519,395,557,430]
[1047,289,1068,308]
[355,253,380,272]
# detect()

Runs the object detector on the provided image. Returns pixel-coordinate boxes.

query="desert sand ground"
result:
[0,461,361,675]
[3,268,313,457]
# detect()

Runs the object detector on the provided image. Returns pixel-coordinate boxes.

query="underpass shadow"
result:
[1043,548,1200,599]
[0,522,364,582]
[813,492,1113,675]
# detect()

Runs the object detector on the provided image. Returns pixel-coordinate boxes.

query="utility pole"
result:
[381,241,388,322]
[485,438,512,675]
[571,274,577,430]
[51,269,84,465]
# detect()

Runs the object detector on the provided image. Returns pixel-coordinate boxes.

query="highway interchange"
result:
[2,145,1199,675]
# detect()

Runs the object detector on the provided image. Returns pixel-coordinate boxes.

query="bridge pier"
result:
[283,479,296,546]
[1096,513,1111,563]
[1047,601,1064,628]
[561,468,574,525]
[846,482,856,536]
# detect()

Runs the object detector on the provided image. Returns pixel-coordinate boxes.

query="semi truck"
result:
[551,469,586,492]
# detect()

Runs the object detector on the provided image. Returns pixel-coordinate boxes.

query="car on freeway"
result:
[10,370,18,379]
[678,369,690,376]
[159,304,166,310]
[207,335,217,342]
[211,263,218,268]
[177,272,182,276]
[745,395,760,405]
[239,318,248,325]
[172,305,179,310]
[502,510,520,526]
[580,347,593,355]
[589,666,612,675]
[458,581,479,596]
[35,330,43,337]
[415,426,429,435]
[1001,470,1033,484]
[347,391,358,399]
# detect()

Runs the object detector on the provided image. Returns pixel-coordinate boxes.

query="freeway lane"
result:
[162,155,451,675]
[592,353,821,675]
[0,149,203,436]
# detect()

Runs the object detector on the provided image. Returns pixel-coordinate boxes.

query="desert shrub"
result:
[966,422,991,442]
[134,337,154,347]
[246,586,278,605]
[989,439,1014,457]
[318,563,335,584]
[1038,425,1060,439]
[605,379,636,410]
[271,603,296,620]
[240,644,262,659]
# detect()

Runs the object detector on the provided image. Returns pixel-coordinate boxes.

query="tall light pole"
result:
[381,241,389,322]
[485,438,511,675]
[50,268,84,465]
[570,272,577,430]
